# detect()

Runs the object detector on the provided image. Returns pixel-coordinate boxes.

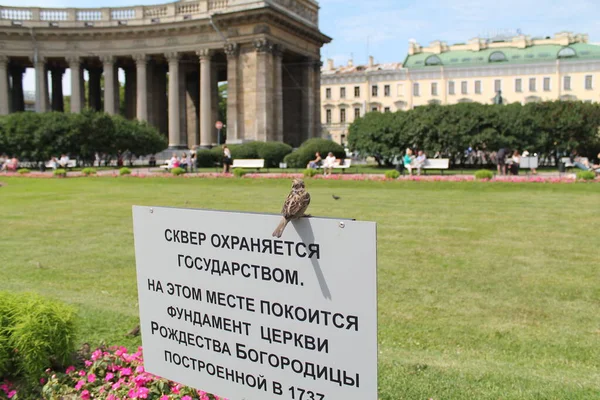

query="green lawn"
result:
[1,177,599,399]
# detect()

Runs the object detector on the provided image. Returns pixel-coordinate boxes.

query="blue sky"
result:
[6,0,600,92]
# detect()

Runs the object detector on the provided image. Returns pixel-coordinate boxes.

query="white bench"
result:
[410,158,450,174]
[232,159,265,170]
[45,159,77,169]
[319,158,352,173]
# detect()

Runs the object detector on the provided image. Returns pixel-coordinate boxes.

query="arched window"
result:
[425,55,443,66]
[557,47,576,58]
[489,51,507,62]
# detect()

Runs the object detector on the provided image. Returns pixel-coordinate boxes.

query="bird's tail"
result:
[272,217,289,238]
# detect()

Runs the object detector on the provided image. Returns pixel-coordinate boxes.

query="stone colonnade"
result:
[0,39,322,148]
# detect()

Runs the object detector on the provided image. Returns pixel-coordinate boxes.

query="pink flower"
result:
[88,373,96,383]
[40,377,46,384]
[107,395,117,400]
[91,349,103,360]
[121,367,132,376]
[112,381,121,390]
[105,372,115,381]
[84,360,92,367]
[135,365,145,374]
[160,396,170,400]
[78,370,86,376]
[81,390,90,400]
[137,387,150,398]
[7,390,16,399]
[65,365,75,374]
[181,396,193,400]
[75,380,85,390]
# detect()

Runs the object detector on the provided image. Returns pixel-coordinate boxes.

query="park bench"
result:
[417,158,450,174]
[45,159,77,169]
[232,159,265,170]
[319,158,352,173]
[560,157,588,169]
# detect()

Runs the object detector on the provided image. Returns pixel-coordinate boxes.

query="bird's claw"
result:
[301,214,312,218]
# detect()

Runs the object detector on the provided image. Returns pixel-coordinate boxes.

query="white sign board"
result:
[132,206,377,400]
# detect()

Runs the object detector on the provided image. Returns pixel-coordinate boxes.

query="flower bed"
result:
[1,346,224,400]
[1,170,595,183]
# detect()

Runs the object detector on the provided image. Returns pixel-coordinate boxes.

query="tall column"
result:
[134,54,148,122]
[312,60,322,139]
[50,67,65,112]
[10,67,24,112]
[0,56,9,115]
[166,52,183,149]
[67,56,82,113]
[197,49,212,148]
[273,45,284,142]
[224,43,239,141]
[34,56,49,113]
[88,67,102,111]
[302,58,316,141]
[102,56,116,115]
[254,39,274,142]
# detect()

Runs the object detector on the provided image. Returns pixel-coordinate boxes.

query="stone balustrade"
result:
[0,0,319,28]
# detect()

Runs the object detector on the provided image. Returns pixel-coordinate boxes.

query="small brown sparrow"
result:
[272,178,311,238]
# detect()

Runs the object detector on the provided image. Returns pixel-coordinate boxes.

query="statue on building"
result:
[493,90,503,105]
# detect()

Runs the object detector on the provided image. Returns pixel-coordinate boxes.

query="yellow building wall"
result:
[321,63,600,144]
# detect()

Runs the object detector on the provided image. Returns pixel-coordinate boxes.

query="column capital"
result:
[31,54,46,65]
[272,44,284,58]
[310,59,323,71]
[224,42,239,57]
[133,54,148,65]
[66,55,81,65]
[99,55,115,65]
[196,48,213,60]
[165,52,180,63]
[253,38,273,53]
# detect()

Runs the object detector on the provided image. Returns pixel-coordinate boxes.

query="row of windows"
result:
[325,106,391,123]
[325,84,391,99]
[412,75,594,96]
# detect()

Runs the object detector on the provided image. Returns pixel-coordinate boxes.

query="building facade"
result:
[321,32,600,144]
[320,57,404,145]
[0,0,330,149]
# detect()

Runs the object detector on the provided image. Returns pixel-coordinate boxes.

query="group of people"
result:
[496,148,532,176]
[165,145,233,174]
[0,154,18,172]
[46,154,72,170]
[306,152,339,175]
[167,150,197,172]
[401,149,428,176]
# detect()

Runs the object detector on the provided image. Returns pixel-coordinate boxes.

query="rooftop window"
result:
[557,47,576,58]
[425,55,443,66]
[489,51,507,62]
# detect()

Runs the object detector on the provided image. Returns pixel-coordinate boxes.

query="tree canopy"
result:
[348,101,600,165]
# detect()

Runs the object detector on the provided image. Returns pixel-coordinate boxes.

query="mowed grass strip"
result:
[0,177,599,399]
